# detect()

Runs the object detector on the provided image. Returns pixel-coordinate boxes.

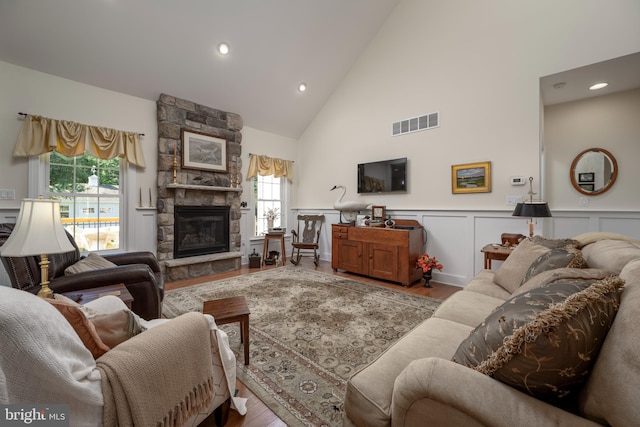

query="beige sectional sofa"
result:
[343,233,640,427]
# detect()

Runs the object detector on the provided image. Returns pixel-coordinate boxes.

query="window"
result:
[47,152,122,252]
[254,174,285,236]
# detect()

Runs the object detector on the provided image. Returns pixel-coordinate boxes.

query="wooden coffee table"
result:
[202,296,251,365]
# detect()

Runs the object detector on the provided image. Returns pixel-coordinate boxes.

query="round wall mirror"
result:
[570,148,618,196]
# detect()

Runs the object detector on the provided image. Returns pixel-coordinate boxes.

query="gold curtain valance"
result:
[246,154,293,182]
[14,114,146,167]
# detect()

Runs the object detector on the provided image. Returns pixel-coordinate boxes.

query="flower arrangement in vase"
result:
[265,207,280,229]
[416,253,443,288]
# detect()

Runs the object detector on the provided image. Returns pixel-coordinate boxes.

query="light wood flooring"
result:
[165,259,460,427]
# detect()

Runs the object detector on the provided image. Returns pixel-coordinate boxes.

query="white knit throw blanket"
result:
[96,312,214,427]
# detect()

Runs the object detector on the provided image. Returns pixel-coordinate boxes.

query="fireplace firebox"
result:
[174,206,230,259]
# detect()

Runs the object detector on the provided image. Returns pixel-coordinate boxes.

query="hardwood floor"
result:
[166,259,461,427]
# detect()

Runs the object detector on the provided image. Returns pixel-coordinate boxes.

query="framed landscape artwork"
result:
[451,161,491,194]
[181,129,228,172]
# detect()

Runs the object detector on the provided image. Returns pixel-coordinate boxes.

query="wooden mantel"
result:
[166,183,242,192]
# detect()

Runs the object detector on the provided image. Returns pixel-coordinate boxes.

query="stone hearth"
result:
[156,94,243,282]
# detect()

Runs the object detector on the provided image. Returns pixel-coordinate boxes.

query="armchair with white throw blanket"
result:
[0,287,247,426]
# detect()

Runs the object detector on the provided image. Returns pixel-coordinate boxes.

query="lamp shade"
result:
[0,199,75,256]
[512,202,552,218]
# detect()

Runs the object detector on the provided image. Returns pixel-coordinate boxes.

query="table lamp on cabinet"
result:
[0,198,75,298]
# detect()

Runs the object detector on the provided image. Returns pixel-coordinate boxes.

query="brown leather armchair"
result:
[0,223,164,320]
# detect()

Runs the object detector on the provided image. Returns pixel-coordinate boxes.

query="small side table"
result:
[202,296,251,365]
[62,283,134,309]
[481,244,514,269]
[262,232,286,265]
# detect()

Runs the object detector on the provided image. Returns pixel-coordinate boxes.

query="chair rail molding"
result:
[287,208,640,288]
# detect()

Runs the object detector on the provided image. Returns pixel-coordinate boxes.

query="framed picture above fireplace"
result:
[181,129,228,172]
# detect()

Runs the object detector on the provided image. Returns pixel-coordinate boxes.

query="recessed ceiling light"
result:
[298,82,307,92]
[589,82,608,90]
[217,43,230,55]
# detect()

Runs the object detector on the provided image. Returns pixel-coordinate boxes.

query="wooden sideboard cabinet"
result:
[331,220,424,286]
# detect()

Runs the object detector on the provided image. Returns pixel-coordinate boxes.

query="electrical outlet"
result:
[506,195,523,206]
[580,197,589,207]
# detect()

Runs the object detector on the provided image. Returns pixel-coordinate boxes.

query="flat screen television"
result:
[357,157,407,194]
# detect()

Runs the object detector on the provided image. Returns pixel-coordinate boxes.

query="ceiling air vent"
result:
[392,112,440,136]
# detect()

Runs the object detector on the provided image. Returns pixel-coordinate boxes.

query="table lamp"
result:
[512,177,552,237]
[0,198,75,298]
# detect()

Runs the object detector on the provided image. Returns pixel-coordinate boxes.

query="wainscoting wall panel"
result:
[289,208,640,289]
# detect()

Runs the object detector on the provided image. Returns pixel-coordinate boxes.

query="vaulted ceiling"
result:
[0,0,401,138]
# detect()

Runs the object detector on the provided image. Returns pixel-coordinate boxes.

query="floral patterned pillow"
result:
[520,247,586,285]
[493,237,581,294]
[452,276,624,404]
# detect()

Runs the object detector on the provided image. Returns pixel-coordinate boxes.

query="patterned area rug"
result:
[162,266,440,427]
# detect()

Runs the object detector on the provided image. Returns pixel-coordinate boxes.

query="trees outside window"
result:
[48,152,122,252]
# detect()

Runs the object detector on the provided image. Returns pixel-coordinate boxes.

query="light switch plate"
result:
[506,195,523,206]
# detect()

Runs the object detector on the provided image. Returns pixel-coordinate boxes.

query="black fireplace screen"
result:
[174,206,230,258]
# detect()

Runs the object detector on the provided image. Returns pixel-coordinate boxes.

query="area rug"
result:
[162,266,440,426]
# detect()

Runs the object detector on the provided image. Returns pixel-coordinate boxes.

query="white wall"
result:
[545,88,640,211]
[0,60,158,252]
[236,127,298,262]
[238,126,298,207]
[295,0,640,211]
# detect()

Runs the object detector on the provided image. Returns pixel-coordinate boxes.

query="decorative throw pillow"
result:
[520,247,586,285]
[493,237,580,294]
[514,268,615,297]
[64,252,117,275]
[452,276,624,403]
[87,309,147,348]
[46,299,110,358]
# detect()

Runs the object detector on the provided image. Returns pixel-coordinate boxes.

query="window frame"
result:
[30,153,127,254]
[252,174,289,237]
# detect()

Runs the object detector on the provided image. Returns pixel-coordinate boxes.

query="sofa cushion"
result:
[464,269,511,300]
[579,259,640,426]
[573,231,640,249]
[344,317,473,427]
[581,239,640,274]
[64,252,117,275]
[452,276,623,404]
[514,268,615,297]
[493,237,580,294]
[433,291,505,327]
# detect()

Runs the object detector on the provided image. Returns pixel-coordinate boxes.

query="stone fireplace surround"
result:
[156,94,243,282]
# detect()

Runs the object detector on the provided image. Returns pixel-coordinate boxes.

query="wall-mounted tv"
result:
[357,157,407,194]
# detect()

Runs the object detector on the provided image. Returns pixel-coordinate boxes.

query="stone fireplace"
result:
[156,94,243,282]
